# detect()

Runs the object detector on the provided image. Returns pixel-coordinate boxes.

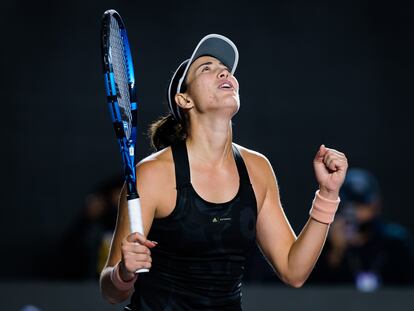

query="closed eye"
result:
[201,66,210,72]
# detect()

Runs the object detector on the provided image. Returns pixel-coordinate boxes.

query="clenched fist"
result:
[313,144,348,199]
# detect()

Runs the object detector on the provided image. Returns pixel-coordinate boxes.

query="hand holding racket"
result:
[100,9,148,273]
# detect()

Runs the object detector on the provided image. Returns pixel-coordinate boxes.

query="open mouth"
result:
[218,80,234,90]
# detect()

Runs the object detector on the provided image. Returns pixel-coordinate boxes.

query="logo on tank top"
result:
[212,217,231,223]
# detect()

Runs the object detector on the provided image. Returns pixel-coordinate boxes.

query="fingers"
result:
[122,252,152,269]
[123,242,152,255]
[121,232,157,273]
[325,155,347,171]
[315,144,337,161]
[126,232,158,248]
[121,255,152,275]
[318,145,348,171]
[315,144,327,160]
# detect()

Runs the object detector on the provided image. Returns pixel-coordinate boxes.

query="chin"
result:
[226,101,240,118]
[209,95,240,117]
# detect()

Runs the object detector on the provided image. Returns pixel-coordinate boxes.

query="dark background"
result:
[2,0,413,280]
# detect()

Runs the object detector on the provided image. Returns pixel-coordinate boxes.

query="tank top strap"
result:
[232,143,251,185]
[171,140,191,189]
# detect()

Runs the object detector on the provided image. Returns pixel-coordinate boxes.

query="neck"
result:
[186,114,233,167]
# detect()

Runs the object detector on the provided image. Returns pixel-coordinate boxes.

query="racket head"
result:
[101,9,138,196]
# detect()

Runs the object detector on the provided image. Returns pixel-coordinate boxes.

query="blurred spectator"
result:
[56,176,123,280]
[309,168,414,290]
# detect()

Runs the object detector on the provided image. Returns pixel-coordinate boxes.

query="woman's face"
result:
[180,55,240,118]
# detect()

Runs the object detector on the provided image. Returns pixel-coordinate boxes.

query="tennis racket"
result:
[100,9,148,273]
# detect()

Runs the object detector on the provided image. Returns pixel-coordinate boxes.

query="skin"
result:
[100,56,348,303]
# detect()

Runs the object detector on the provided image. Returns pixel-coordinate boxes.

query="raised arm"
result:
[254,145,347,287]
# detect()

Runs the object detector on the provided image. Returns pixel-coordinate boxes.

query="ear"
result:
[175,93,194,109]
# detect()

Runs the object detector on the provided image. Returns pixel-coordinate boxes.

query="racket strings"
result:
[109,16,132,139]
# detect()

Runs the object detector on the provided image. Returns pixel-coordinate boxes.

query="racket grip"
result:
[127,197,149,274]
[127,197,144,234]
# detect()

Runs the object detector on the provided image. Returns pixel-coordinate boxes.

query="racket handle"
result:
[127,197,149,274]
[128,197,144,234]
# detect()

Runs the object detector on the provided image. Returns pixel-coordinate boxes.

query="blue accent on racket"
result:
[100,9,139,199]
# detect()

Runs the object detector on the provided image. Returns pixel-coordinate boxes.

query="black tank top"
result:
[127,140,257,311]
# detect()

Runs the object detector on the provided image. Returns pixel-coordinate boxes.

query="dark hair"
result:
[148,67,191,151]
[148,112,189,151]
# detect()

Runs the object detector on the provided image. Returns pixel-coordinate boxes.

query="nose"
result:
[218,67,229,79]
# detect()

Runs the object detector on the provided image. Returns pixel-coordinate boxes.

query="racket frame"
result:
[101,9,147,273]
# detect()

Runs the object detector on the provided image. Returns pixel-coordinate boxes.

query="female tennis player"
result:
[100,34,348,310]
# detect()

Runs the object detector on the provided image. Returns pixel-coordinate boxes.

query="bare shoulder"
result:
[136,147,174,177]
[134,146,175,195]
[233,143,273,174]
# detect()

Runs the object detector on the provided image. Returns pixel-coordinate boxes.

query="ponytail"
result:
[148,113,188,151]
